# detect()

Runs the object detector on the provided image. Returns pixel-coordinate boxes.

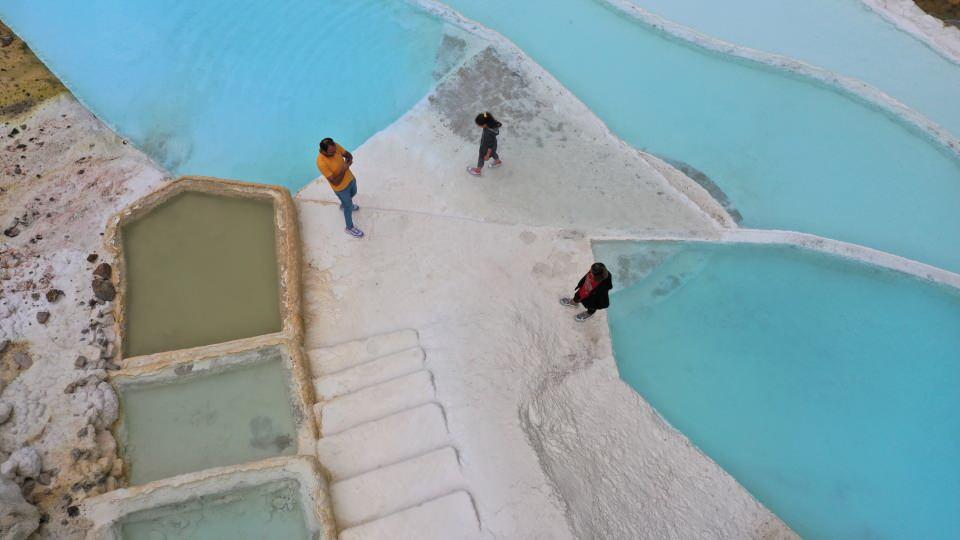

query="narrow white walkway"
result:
[309,330,482,540]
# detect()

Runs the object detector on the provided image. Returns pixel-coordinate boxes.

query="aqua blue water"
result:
[630,0,960,139]
[0,0,469,192]
[120,479,312,539]
[441,0,960,273]
[596,240,960,539]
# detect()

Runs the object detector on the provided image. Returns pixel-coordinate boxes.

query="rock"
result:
[92,263,111,280]
[45,289,64,303]
[74,356,88,369]
[7,127,19,137]
[1,447,42,479]
[36,312,49,325]
[66,506,79,518]
[73,381,119,430]
[0,402,11,424]
[99,343,116,361]
[0,476,40,540]
[3,226,19,238]
[30,293,40,301]
[86,253,98,263]
[12,352,31,370]
[0,340,8,354]
[91,278,115,302]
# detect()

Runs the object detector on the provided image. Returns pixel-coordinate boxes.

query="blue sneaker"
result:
[345,227,364,238]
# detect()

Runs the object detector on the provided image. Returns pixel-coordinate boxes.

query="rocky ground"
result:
[0,21,166,539]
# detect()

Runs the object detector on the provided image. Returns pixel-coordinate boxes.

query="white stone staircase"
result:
[308,330,481,540]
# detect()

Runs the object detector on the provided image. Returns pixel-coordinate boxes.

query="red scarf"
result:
[577,272,601,301]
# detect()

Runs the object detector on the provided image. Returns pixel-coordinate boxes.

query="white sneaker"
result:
[575,311,595,322]
[344,227,364,238]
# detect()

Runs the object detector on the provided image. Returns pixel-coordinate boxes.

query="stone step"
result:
[317,403,449,481]
[330,447,465,529]
[313,347,425,402]
[308,329,419,376]
[338,491,481,540]
[316,370,434,437]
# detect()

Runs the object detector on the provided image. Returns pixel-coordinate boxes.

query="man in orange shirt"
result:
[317,137,363,238]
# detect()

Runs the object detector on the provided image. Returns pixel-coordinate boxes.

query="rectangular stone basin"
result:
[83,456,335,540]
[115,344,308,485]
[118,479,309,539]
[120,190,282,357]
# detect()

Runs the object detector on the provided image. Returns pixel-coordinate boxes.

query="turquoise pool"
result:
[630,0,960,139]
[0,0,472,192]
[441,0,960,273]
[595,240,960,539]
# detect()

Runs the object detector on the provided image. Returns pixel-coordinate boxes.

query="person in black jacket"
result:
[560,262,613,322]
[467,112,503,176]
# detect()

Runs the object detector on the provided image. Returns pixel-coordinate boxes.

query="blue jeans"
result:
[335,179,358,228]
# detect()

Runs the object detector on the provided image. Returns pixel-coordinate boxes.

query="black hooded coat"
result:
[575,272,613,310]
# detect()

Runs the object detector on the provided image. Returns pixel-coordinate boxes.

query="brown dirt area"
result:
[0,21,65,118]
[915,0,960,26]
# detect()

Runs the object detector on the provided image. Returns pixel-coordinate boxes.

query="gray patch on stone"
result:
[657,156,743,223]
[91,278,115,302]
[12,352,31,370]
[428,47,544,143]
[173,363,193,376]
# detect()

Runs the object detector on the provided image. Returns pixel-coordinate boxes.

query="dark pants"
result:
[477,146,499,168]
[573,296,597,315]
[335,179,358,228]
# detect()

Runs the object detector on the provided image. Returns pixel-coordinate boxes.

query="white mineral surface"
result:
[297,32,794,538]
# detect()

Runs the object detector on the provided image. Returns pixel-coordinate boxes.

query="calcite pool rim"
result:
[104,175,304,368]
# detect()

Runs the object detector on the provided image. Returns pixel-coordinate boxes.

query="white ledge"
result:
[593,227,960,290]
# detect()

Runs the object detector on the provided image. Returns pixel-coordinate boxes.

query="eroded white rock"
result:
[1,446,42,480]
[74,379,119,430]
[0,476,40,540]
[0,402,12,424]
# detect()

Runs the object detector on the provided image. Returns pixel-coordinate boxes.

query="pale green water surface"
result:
[119,479,311,539]
[119,350,298,485]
